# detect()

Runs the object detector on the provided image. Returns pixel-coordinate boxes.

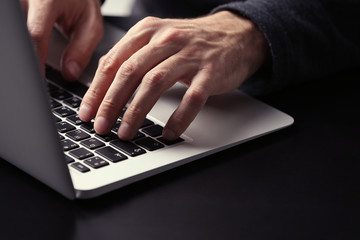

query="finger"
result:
[117,53,198,140]
[26,1,57,71]
[163,74,209,140]
[61,5,104,81]
[92,59,143,135]
[78,52,121,122]
[79,29,153,123]
[93,39,181,136]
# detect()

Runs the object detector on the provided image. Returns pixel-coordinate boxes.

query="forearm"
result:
[212,0,360,93]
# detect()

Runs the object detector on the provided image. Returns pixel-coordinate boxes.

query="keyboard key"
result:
[53,106,76,117]
[65,155,75,164]
[61,139,79,151]
[66,129,90,141]
[53,114,61,123]
[140,118,154,129]
[71,162,90,173]
[56,122,76,133]
[63,97,81,108]
[49,98,61,109]
[110,140,146,157]
[50,89,72,100]
[81,138,105,150]
[96,146,128,163]
[142,124,163,137]
[81,122,95,133]
[135,137,164,151]
[95,132,118,142]
[67,115,84,125]
[158,137,184,146]
[47,83,59,92]
[132,131,145,140]
[69,148,94,160]
[119,108,126,118]
[84,157,109,169]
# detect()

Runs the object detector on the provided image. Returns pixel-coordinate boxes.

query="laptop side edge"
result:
[0,0,75,199]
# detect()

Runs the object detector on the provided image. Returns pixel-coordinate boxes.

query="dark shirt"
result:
[134,0,360,94]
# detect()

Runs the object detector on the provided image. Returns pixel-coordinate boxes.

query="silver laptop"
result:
[0,0,293,199]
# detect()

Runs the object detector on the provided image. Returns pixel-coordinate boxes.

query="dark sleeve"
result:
[212,0,360,94]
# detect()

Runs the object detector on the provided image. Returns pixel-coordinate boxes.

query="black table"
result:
[0,22,359,239]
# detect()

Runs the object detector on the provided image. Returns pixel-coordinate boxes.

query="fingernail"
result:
[78,103,92,121]
[118,122,131,140]
[95,116,109,134]
[163,128,176,141]
[66,60,81,80]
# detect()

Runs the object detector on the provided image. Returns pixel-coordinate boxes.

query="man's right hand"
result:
[20,0,104,81]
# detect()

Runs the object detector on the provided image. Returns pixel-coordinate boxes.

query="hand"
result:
[79,11,269,140]
[20,0,103,80]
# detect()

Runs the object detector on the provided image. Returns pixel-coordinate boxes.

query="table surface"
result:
[1,21,359,240]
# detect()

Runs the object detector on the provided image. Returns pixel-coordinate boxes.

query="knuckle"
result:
[85,87,102,102]
[171,112,185,126]
[28,24,45,43]
[158,28,184,45]
[100,98,118,112]
[129,16,160,34]
[143,69,167,88]
[98,54,118,74]
[118,59,138,79]
[127,104,143,116]
[137,16,160,29]
[187,88,208,105]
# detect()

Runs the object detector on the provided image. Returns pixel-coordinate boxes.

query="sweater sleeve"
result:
[212,0,360,94]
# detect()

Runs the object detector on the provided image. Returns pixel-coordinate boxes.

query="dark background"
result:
[0,65,359,240]
[0,16,359,240]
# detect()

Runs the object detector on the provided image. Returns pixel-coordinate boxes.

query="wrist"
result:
[211,11,270,79]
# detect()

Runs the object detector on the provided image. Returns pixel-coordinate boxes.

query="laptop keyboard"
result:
[46,67,183,173]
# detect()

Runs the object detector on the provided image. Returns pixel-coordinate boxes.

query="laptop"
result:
[0,0,294,199]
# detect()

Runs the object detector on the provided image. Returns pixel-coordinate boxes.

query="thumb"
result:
[27,1,57,73]
[61,15,103,81]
